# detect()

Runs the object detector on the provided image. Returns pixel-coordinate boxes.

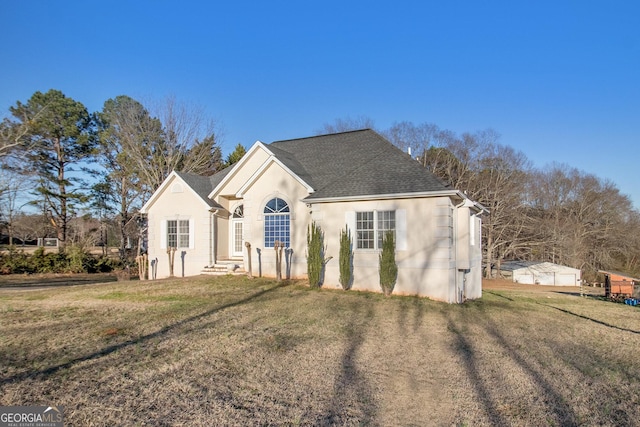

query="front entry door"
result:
[231,219,244,257]
[230,204,244,258]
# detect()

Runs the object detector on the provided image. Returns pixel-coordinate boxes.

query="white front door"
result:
[231,219,244,257]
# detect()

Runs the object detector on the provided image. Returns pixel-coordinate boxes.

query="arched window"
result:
[264,197,290,248]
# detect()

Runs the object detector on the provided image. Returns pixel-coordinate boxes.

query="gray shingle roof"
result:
[174,169,230,209]
[268,129,451,200]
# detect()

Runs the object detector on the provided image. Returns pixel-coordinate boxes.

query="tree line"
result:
[319,118,640,281]
[0,89,245,263]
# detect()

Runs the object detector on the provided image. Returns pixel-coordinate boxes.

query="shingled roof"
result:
[174,169,230,209]
[268,129,452,201]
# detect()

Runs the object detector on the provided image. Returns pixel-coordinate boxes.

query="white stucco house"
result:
[140,129,485,303]
[499,261,582,286]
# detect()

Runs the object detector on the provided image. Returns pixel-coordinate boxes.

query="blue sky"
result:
[1,1,639,206]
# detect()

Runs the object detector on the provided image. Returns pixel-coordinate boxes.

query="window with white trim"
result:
[264,197,290,248]
[356,210,395,249]
[167,219,190,248]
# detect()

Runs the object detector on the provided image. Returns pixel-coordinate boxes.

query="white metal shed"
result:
[499,261,581,286]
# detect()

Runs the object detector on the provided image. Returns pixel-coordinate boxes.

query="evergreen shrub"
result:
[306,222,325,289]
[339,226,353,290]
[379,230,398,296]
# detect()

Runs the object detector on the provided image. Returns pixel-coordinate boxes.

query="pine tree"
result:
[225,143,246,167]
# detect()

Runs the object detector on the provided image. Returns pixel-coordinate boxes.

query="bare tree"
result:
[98,95,223,261]
[316,116,376,135]
[0,169,33,245]
[12,211,53,245]
[150,96,223,184]
[527,164,638,279]
[382,121,440,157]
[472,143,533,277]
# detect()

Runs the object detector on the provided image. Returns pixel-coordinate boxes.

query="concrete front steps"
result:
[202,259,245,276]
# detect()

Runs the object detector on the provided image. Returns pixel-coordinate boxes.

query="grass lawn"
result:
[1,276,639,426]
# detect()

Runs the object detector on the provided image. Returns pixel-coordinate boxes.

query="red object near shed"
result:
[599,270,639,299]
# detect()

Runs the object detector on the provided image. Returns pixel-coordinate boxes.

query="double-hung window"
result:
[376,210,396,248]
[356,210,395,249]
[167,219,190,249]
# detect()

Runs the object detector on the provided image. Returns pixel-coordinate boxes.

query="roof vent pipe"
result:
[407,146,412,156]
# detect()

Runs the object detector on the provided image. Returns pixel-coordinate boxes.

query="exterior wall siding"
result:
[312,197,464,302]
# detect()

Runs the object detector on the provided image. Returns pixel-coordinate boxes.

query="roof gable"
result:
[209,141,313,199]
[140,170,226,213]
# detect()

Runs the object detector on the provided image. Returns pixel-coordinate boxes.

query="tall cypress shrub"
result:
[339,226,353,290]
[306,222,324,289]
[379,230,398,296]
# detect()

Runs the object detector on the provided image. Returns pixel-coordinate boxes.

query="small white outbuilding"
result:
[499,261,581,286]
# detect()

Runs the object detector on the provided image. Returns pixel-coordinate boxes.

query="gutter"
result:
[303,189,464,204]
[304,189,488,214]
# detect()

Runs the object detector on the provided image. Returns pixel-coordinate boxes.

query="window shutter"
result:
[160,220,167,249]
[189,218,195,249]
[345,211,356,235]
[396,209,407,251]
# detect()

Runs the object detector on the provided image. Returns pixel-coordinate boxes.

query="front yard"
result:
[1,276,639,425]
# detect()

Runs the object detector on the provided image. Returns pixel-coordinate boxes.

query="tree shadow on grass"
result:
[316,302,377,426]
[394,295,428,334]
[449,311,581,426]
[447,314,508,427]
[0,281,290,386]
[481,317,580,426]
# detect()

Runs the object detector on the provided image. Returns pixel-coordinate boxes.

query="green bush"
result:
[0,246,118,275]
[0,247,33,274]
[94,256,121,273]
[339,226,353,290]
[379,230,398,296]
[306,222,325,289]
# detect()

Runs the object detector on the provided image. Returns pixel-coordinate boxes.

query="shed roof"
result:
[501,261,581,274]
[598,270,640,281]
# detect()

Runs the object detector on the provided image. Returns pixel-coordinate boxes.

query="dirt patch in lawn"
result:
[1,276,638,425]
